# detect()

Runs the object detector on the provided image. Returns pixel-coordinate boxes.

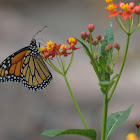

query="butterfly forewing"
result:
[0,48,29,83]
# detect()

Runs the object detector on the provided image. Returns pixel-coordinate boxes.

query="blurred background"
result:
[0,0,140,140]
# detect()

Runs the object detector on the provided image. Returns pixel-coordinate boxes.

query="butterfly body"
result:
[0,39,52,91]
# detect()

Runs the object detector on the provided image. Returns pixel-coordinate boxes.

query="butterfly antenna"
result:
[36,38,47,44]
[32,26,47,39]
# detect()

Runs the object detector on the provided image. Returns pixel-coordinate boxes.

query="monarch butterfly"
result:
[0,37,52,91]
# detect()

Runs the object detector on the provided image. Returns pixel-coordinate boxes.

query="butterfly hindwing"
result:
[21,52,52,91]
[0,40,52,91]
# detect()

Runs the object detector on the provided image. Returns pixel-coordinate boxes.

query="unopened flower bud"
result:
[106,64,111,70]
[92,40,98,45]
[135,6,140,14]
[119,2,124,9]
[107,64,110,67]
[85,37,90,42]
[100,37,104,43]
[80,31,87,40]
[136,122,140,129]
[105,44,112,52]
[114,42,120,50]
[129,2,135,9]
[88,24,95,32]
[93,54,98,59]
[108,44,113,48]
[96,34,102,40]
[86,32,91,38]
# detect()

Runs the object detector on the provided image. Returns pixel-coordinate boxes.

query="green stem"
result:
[55,49,65,71]
[125,19,128,31]
[65,50,74,74]
[114,51,119,65]
[130,16,133,30]
[101,93,108,140]
[108,34,131,101]
[56,55,63,71]
[131,15,140,34]
[109,51,113,67]
[63,74,89,129]
[90,32,93,54]
[41,54,63,75]
[63,55,65,70]
[115,17,127,34]
[47,59,63,75]
[137,129,140,138]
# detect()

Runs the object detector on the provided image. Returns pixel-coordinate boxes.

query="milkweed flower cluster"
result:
[39,37,80,75]
[105,0,140,19]
[39,37,80,59]
[105,0,140,35]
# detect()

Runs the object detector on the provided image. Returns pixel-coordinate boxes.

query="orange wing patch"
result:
[11,50,27,64]
[9,50,28,76]
[9,64,16,74]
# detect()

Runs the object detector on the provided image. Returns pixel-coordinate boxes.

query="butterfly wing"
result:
[0,46,52,91]
[21,52,52,91]
[0,47,29,83]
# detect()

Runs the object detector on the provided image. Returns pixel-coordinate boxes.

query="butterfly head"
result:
[30,39,36,46]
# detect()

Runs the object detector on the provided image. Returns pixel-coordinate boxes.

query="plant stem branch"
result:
[115,17,127,34]
[108,34,130,101]
[101,93,108,140]
[63,74,89,129]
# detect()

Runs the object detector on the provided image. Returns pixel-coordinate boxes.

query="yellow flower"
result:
[121,3,129,11]
[107,3,115,11]
[126,133,138,140]
[46,40,53,51]
[40,46,47,52]
[61,44,67,50]
[105,0,112,4]
[68,37,77,45]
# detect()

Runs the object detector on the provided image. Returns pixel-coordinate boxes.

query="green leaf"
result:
[99,81,110,87]
[99,55,106,71]
[101,22,114,57]
[111,74,119,81]
[77,39,101,80]
[41,129,97,140]
[99,74,118,93]
[106,105,134,139]
[106,74,119,92]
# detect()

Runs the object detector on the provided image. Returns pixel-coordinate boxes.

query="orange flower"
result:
[67,37,81,50]
[40,46,47,52]
[44,51,51,59]
[43,43,61,59]
[105,0,112,4]
[67,37,78,46]
[60,44,72,57]
[105,3,119,17]
[46,40,53,51]
[120,3,134,19]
